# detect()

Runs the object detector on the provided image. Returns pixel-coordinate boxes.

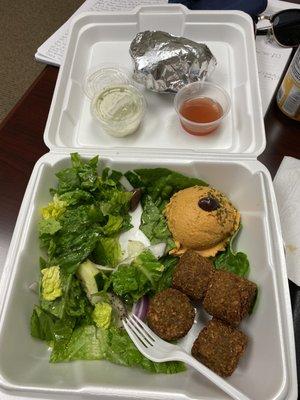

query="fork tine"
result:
[128,315,156,343]
[127,317,154,347]
[123,318,151,352]
[130,314,163,342]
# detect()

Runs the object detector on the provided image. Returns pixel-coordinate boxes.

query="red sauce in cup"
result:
[179,97,223,135]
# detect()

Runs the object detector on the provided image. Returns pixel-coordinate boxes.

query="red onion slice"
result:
[132,296,149,320]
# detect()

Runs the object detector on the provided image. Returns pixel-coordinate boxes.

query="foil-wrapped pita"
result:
[130,31,217,92]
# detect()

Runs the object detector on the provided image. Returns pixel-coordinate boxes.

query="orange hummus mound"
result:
[165,186,240,257]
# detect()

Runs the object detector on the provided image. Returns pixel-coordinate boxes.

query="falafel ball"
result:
[191,318,248,377]
[172,250,214,301]
[203,270,257,327]
[147,288,195,341]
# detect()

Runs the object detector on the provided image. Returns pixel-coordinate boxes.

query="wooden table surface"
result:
[0,56,300,394]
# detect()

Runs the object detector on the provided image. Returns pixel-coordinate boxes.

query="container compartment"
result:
[0,153,294,400]
[44,7,265,155]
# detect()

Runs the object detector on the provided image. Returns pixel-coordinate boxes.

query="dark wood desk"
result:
[0,59,299,394]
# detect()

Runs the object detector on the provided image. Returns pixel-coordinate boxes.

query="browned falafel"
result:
[147,288,195,341]
[172,250,214,301]
[203,270,257,327]
[191,318,248,377]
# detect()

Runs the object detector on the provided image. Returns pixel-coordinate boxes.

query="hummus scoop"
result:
[165,186,240,257]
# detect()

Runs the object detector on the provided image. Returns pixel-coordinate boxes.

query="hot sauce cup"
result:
[174,82,231,136]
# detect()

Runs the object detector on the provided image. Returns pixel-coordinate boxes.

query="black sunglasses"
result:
[253,8,300,48]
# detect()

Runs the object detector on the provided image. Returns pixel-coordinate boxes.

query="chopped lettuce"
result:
[100,190,132,216]
[92,302,112,329]
[101,215,123,236]
[37,154,132,274]
[49,324,185,374]
[111,250,165,303]
[54,153,99,195]
[214,248,250,277]
[31,305,75,343]
[105,327,185,374]
[40,272,92,320]
[41,194,67,220]
[41,266,62,301]
[93,237,121,268]
[214,227,250,277]
[140,195,175,251]
[38,218,61,236]
[31,306,56,341]
[50,325,107,362]
[125,167,208,201]
[39,272,72,319]
[154,255,179,293]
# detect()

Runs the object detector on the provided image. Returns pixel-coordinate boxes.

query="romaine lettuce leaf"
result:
[106,327,185,374]
[125,168,208,201]
[140,195,174,250]
[101,215,123,236]
[40,273,92,320]
[31,306,56,341]
[50,323,185,374]
[111,250,165,303]
[39,218,61,236]
[54,154,99,195]
[65,277,94,320]
[40,155,132,273]
[154,255,179,293]
[50,325,107,362]
[31,306,75,343]
[100,190,132,216]
[93,237,121,268]
[214,227,250,277]
[214,248,249,277]
[58,189,94,205]
[40,272,73,319]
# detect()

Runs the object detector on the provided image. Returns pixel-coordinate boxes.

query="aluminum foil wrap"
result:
[129,31,217,92]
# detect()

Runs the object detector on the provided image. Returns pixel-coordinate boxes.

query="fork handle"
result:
[177,352,252,400]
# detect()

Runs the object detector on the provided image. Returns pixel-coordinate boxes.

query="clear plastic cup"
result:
[174,82,231,136]
[83,65,146,137]
[91,84,146,137]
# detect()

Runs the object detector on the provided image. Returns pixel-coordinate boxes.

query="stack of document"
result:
[35,0,299,114]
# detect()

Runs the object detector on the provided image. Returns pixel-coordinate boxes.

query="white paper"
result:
[274,157,300,286]
[35,0,168,66]
[256,0,300,114]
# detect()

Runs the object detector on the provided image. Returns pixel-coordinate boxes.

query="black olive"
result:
[129,188,142,211]
[198,196,220,211]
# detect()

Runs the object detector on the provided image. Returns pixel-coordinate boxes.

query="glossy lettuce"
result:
[38,153,132,274]
[154,255,179,293]
[214,227,250,277]
[125,167,208,201]
[50,324,185,373]
[111,250,165,303]
[140,195,175,251]
[92,237,121,268]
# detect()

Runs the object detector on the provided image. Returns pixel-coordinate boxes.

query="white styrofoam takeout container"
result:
[0,5,297,400]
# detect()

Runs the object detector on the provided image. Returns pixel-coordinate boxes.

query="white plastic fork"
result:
[123,314,251,400]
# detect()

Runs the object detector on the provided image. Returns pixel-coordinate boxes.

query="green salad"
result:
[30,153,250,373]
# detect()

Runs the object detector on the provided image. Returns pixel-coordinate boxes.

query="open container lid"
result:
[43,4,266,158]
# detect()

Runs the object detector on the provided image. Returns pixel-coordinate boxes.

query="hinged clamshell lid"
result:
[43,5,266,158]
